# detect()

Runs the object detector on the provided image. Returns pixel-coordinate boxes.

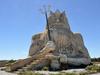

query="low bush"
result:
[86,64,100,73]
[42,66,49,71]
[79,72,88,75]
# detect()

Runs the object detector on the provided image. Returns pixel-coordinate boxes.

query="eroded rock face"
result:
[6,41,56,71]
[29,10,91,69]
[6,10,91,71]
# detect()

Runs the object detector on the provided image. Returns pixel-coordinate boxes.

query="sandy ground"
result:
[0,68,17,75]
[0,68,100,75]
[0,70,17,75]
[91,73,100,75]
[34,69,100,75]
[34,69,87,74]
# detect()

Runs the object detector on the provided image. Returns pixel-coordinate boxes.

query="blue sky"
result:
[0,0,100,60]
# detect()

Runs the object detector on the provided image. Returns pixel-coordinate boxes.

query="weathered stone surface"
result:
[30,59,49,70]
[6,57,33,71]
[59,54,68,64]
[50,59,60,70]
[7,10,91,71]
[6,41,56,71]
[29,10,91,68]
[27,41,56,70]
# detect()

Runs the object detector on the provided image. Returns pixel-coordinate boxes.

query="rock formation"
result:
[6,10,91,71]
[29,10,91,70]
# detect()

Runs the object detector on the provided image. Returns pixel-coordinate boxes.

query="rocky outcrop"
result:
[6,41,56,71]
[29,10,91,69]
[6,10,91,71]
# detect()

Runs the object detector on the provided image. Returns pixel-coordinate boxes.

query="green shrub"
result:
[8,60,16,63]
[86,64,100,73]
[5,60,16,67]
[79,72,88,75]
[42,66,49,71]
[64,73,77,75]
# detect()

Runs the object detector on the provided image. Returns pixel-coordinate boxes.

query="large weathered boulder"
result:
[6,10,91,71]
[29,10,91,68]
